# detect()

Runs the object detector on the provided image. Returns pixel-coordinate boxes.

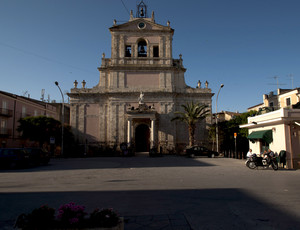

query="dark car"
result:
[24,148,50,166]
[184,146,219,158]
[0,148,30,169]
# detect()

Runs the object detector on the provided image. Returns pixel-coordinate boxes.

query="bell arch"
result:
[137,38,148,57]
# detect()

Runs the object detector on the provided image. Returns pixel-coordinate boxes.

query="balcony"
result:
[0,128,11,137]
[0,108,13,117]
[100,57,177,68]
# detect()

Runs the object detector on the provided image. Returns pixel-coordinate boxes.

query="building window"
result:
[22,106,26,118]
[153,46,159,57]
[125,45,131,57]
[269,102,274,108]
[34,110,38,116]
[286,98,291,107]
[0,120,7,135]
[2,101,7,115]
[138,40,147,57]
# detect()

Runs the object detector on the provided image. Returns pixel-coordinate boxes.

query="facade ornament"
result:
[138,92,144,105]
[179,54,183,66]
[73,80,78,88]
[167,20,170,27]
[205,80,209,88]
[130,10,134,20]
[102,53,105,58]
[82,80,86,88]
[197,80,201,88]
[113,19,117,26]
[151,11,155,22]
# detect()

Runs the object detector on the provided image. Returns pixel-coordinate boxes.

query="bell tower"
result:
[97,0,187,91]
[136,0,147,18]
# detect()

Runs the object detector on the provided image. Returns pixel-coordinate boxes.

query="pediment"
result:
[109,18,173,33]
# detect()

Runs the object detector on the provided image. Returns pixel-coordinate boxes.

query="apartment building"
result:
[0,90,58,148]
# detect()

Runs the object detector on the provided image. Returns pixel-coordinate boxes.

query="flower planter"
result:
[15,203,124,230]
[72,218,124,230]
[17,218,124,230]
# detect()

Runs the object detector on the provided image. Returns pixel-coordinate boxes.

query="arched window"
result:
[138,40,147,57]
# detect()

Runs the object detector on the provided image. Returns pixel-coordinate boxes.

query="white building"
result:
[240,108,300,169]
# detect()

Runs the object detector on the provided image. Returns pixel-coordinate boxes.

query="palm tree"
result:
[171,102,210,146]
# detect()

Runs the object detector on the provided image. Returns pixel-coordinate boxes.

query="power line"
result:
[0,41,96,75]
[120,0,130,15]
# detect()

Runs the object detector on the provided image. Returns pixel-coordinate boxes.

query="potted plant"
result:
[14,205,56,230]
[56,202,87,229]
[14,203,124,230]
[89,208,123,229]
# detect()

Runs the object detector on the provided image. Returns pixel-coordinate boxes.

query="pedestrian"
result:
[246,149,253,158]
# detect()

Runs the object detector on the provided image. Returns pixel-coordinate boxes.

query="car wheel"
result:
[190,153,195,158]
[210,153,215,158]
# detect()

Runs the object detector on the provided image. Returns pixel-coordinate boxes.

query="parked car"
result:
[24,148,50,166]
[0,148,30,169]
[184,146,219,158]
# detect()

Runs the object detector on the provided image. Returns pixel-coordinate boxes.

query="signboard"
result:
[50,137,55,144]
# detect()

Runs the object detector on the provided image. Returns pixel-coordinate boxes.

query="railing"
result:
[0,108,13,117]
[100,58,182,68]
[0,128,11,137]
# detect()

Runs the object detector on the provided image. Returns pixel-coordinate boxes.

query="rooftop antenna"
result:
[267,76,286,89]
[64,90,69,103]
[286,74,294,89]
[22,90,28,97]
[41,89,45,102]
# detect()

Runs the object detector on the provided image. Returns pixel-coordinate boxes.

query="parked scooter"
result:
[246,152,278,171]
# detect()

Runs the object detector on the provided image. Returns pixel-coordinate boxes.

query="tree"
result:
[18,116,61,147]
[18,116,77,157]
[209,110,257,156]
[171,102,210,146]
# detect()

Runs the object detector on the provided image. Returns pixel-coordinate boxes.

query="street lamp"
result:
[216,84,224,154]
[55,81,64,157]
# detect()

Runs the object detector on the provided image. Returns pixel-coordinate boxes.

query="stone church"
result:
[68,1,213,154]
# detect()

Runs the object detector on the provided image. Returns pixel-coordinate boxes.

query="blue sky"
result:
[0,0,299,112]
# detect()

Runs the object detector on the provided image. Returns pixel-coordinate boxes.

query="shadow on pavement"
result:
[0,156,216,172]
[1,188,299,229]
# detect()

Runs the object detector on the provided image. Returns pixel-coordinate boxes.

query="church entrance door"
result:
[135,124,150,152]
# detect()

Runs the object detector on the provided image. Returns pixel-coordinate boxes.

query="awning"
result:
[247,130,273,144]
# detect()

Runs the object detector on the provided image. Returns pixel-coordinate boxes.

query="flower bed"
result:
[14,203,124,230]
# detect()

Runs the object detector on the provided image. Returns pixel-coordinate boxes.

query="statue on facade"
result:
[197,80,201,88]
[205,80,209,88]
[138,92,144,105]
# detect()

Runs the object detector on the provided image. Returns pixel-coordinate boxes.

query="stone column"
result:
[127,118,132,146]
[150,118,156,148]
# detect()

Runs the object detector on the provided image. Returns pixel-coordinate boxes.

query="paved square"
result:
[1,156,300,229]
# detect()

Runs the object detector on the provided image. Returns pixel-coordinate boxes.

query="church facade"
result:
[68,2,214,154]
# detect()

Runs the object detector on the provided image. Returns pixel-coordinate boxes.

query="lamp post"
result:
[55,81,64,157]
[216,84,224,154]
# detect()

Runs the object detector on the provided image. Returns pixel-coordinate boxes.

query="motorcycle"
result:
[246,153,278,171]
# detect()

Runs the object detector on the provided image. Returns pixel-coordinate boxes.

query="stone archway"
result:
[135,124,150,152]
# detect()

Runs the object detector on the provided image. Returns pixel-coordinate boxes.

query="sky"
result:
[0,0,299,113]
